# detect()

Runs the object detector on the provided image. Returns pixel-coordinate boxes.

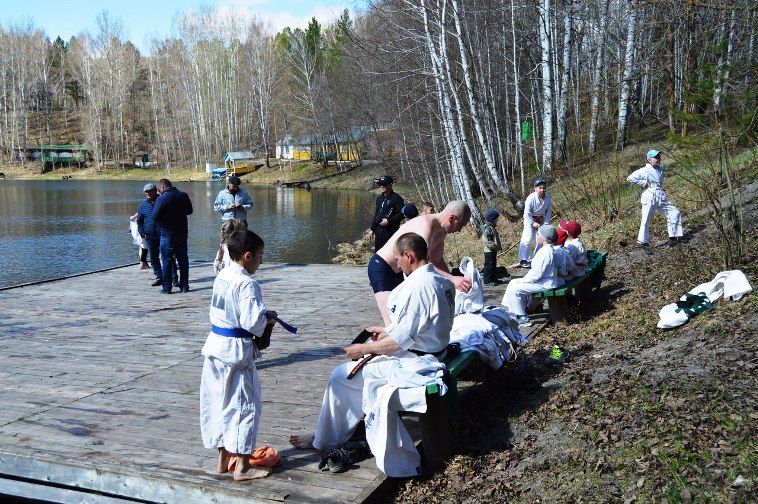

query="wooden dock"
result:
[0,262,545,503]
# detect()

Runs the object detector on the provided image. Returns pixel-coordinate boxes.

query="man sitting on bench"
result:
[289,232,455,476]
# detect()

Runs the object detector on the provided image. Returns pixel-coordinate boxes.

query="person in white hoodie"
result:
[518,178,552,268]
[503,225,559,326]
[627,149,683,248]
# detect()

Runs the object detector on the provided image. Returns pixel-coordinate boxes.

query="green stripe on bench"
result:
[425,350,478,396]
[533,250,607,299]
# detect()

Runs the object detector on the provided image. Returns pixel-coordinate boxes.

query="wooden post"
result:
[547,296,569,325]
[420,394,452,474]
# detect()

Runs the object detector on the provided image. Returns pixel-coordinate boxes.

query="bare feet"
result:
[216,447,233,474]
[231,455,271,481]
[288,433,315,450]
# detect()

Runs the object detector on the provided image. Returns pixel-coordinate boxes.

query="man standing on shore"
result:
[136,182,163,287]
[368,176,404,252]
[214,175,253,226]
[153,179,193,294]
[518,178,552,268]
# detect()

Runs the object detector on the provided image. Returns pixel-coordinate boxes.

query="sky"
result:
[0,0,357,53]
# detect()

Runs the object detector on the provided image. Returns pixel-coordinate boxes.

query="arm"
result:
[152,197,163,226]
[429,238,471,292]
[523,195,535,228]
[136,204,146,237]
[545,195,552,224]
[627,167,648,187]
[344,334,401,359]
[185,194,193,216]
[239,191,253,212]
[213,192,227,213]
[239,282,270,337]
[385,195,405,227]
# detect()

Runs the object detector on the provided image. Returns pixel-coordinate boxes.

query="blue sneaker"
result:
[516,315,532,327]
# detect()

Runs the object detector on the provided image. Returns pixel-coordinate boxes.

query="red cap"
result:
[559,219,582,238]
[556,227,568,246]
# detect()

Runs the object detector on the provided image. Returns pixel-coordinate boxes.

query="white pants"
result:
[200,356,261,454]
[502,278,548,316]
[518,224,542,261]
[313,361,364,450]
[637,193,682,244]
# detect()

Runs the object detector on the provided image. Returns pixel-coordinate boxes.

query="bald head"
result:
[442,201,471,224]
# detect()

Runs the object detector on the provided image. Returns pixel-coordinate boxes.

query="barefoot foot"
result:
[288,433,315,450]
[232,456,271,481]
[216,447,233,474]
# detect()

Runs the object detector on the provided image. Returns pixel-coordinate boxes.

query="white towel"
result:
[657,270,752,329]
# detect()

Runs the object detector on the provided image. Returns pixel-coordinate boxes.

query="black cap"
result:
[227,175,242,185]
[375,175,394,186]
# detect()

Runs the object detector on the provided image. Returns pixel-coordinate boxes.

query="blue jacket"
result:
[136,198,158,239]
[153,187,193,238]
[213,188,254,221]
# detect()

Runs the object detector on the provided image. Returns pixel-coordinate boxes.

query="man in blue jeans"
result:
[136,182,163,287]
[153,178,193,294]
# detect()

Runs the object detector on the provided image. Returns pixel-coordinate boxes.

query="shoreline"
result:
[0,159,397,192]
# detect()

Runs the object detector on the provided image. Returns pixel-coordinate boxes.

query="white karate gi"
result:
[454,256,484,315]
[627,163,682,244]
[200,263,269,454]
[565,237,587,277]
[502,245,558,315]
[552,245,575,286]
[519,193,552,261]
[312,264,454,475]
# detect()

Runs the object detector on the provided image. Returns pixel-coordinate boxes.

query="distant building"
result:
[224,151,260,175]
[276,126,400,162]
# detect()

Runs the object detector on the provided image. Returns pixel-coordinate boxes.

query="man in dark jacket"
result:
[153,179,193,294]
[369,175,404,251]
[136,182,162,286]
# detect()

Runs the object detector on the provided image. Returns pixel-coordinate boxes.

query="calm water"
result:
[0,180,375,288]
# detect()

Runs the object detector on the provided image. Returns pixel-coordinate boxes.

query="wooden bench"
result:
[532,249,608,325]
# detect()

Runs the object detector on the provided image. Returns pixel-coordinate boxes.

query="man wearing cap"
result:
[369,176,404,251]
[627,149,683,248]
[214,175,254,225]
[518,178,552,268]
[503,224,559,326]
[136,182,163,286]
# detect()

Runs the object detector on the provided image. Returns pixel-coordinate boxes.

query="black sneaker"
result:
[173,279,180,288]
[519,260,531,269]
[151,279,162,287]
[668,237,679,247]
[318,440,371,473]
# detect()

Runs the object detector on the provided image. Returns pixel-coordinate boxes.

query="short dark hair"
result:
[227,229,264,261]
[394,232,428,260]
[158,178,172,188]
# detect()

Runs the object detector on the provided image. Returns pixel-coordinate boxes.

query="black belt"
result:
[408,348,447,358]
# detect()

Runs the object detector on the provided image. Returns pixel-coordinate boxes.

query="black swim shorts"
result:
[367,253,404,293]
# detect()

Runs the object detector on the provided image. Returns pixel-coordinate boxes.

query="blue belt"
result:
[210,324,255,338]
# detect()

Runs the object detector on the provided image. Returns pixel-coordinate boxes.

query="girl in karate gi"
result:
[627,149,683,248]
[518,178,552,268]
[213,218,247,274]
[503,225,559,326]
[200,229,276,481]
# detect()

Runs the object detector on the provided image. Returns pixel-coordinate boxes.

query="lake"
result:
[0,179,375,288]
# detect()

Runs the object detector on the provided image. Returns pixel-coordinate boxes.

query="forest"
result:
[0,0,755,221]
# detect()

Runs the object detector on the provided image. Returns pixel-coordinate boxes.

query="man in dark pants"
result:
[153,179,193,294]
[136,182,163,287]
[368,175,404,252]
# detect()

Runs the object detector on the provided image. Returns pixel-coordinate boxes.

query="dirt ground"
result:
[379,189,757,503]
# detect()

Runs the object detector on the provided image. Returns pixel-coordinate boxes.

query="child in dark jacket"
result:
[481,208,503,285]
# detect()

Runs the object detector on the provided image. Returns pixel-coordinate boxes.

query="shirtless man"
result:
[366,200,472,325]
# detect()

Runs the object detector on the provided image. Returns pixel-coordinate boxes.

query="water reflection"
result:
[0,179,374,288]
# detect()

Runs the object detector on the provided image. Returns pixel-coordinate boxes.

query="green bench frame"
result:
[532,249,607,325]
[416,350,485,472]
